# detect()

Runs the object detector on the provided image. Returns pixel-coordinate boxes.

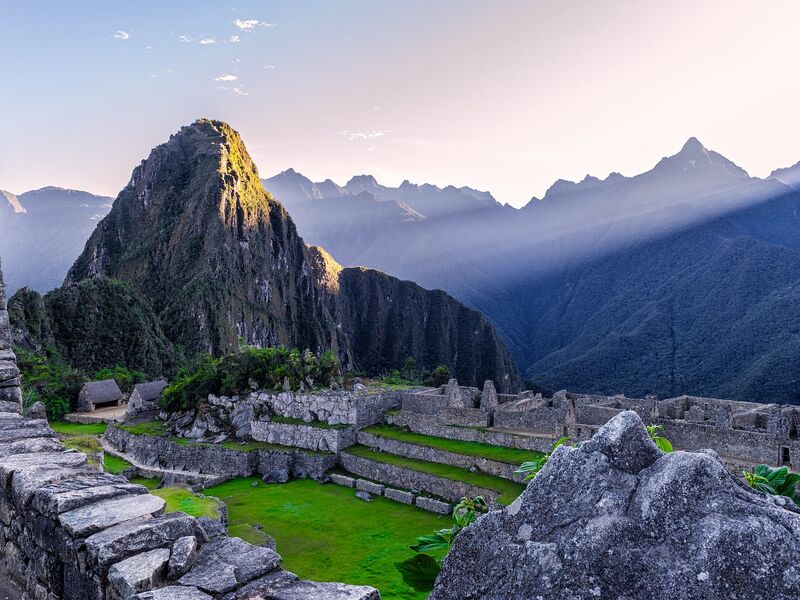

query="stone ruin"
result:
[396,380,800,473]
[430,411,800,599]
[0,259,379,600]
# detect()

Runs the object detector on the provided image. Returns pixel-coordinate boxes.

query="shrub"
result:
[646,424,673,453]
[428,365,451,387]
[93,366,147,393]
[743,465,800,506]
[15,347,83,419]
[161,346,341,412]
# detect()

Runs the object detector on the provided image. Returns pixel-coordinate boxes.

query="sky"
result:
[1,0,800,208]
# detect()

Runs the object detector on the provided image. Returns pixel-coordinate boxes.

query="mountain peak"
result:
[680,136,707,155]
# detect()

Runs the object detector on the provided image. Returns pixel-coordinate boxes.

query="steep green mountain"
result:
[62,119,520,390]
[0,187,113,294]
[9,278,176,375]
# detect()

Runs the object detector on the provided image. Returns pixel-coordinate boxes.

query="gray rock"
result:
[355,479,384,495]
[178,537,281,593]
[59,492,166,537]
[415,496,451,514]
[136,586,213,599]
[264,580,381,600]
[168,536,198,579]
[193,516,226,542]
[33,474,148,516]
[220,570,299,599]
[355,491,373,502]
[261,466,290,483]
[108,548,170,598]
[25,401,46,419]
[430,410,800,600]
[384,488,414,505]
[329,473,355,488]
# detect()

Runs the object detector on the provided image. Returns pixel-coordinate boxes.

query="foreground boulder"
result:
[430,411,800,600]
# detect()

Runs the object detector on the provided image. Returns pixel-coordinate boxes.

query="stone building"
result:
[127,380,168,415]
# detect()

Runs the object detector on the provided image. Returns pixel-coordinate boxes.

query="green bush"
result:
[93,366,147,393]
[428,365,451,387]
[15,347,83,419]
[162,346,341,413]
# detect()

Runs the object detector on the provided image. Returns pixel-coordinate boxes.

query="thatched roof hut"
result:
[77,379,123,412]
[127,380,167,415]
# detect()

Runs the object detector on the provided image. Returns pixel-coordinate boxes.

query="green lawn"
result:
[205,477,450,600]
[129,477,222,520]
[103,453,134,475]
[344,445,525,505]
[50,421,108,435]
[115,422,330,455]
[363,424,543,465]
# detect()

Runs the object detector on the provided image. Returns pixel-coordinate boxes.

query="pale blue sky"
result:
[2,1,800,206]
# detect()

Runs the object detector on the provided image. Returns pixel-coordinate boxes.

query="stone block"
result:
[355,479,384,495]
[384,488,414,505]
[32,474,148,517]
[60,493,166,537]
[108,548,170,599]
[167,536,197,579]
[329,473,355,488]
[136,587,213,599]
[415,497,451,515]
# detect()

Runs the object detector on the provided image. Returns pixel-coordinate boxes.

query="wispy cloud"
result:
[214,74,238,82]
[264,64,276,70]
[230,35,240,44]
[234,18,274,31]
[113,30,130,40]
[218,85,250,96]
[179,35,217,45]
[198,38,217,45]
[179,35,193,43]
[337,129,392,141]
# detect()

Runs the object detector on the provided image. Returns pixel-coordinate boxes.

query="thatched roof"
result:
[80,379,123,403]
[132,380,167,402]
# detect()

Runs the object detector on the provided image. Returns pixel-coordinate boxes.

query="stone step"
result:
[357,427,536,482]
[341,446,526,507]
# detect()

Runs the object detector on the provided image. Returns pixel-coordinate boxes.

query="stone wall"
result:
[0,259,22,413]
[249,421,357,453]
[339,452,501,507]
[106,427,337,482]
[357,432,522,481]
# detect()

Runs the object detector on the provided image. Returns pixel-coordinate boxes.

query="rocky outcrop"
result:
[61,119,520,389]
[431,411,800,600]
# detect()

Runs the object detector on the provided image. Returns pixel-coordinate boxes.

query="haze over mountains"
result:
[263,139,800,404]
[0,187,113,294]
[4,133,800,402]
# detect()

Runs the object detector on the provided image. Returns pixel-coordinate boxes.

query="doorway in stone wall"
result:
[780,446,791,467]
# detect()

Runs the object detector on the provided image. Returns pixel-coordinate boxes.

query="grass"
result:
[344,445,525,505]
[103,453,134,475]
[362,424,543,465]
[270,415,350,430]
[50,421,108,435]
[128,477,222,519]
[115,421,331,455]
[205,477,450,600]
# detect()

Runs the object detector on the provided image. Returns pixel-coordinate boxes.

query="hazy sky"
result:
[2,0,799,207]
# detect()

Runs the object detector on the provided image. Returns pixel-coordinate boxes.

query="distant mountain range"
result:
[5,136,800,402]
[0,187,113,294]
[263,140,800,404]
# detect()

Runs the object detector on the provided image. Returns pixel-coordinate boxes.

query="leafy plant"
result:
[396,496,488,592]
[743,464,800,506]
[428,365,451,387]
[646,424,674,453]
[15,347,84,420]
[515,436,570,481]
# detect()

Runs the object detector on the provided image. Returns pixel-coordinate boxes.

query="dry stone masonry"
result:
[0,259,379,600]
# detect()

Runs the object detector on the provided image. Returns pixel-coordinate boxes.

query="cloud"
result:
[179,35,193,43]
[214,74,238,82]
[113,30,130,40]
[337,129,392,141]
[264,64,276,70]
[218,85,250,96]
[198,38,217,45]
[234,19,275,31]
[230,35,240,43]
[145,45,153,50]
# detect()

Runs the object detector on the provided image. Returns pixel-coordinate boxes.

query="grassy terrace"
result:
[269,415,350,430]
[206,477,449,600]
[130,477,223,520]
[362,424,543,465]
[343,445,526,505]
[116,420,330,455]
[50,421,108,436]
